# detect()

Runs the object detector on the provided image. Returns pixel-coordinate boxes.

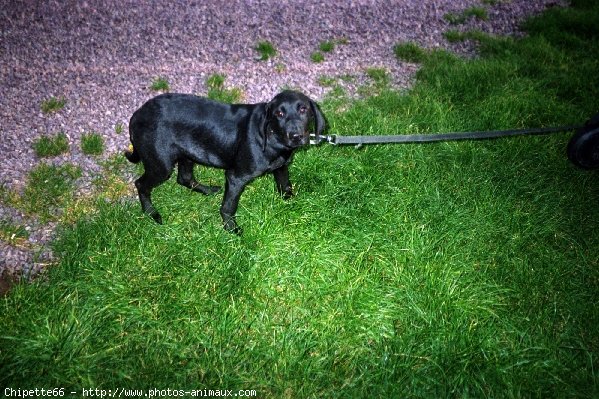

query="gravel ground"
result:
[0,0,566,281]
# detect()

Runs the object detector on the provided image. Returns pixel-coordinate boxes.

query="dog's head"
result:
[262,91,326,151]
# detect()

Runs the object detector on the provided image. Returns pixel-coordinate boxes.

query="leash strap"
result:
[311,125,581,147]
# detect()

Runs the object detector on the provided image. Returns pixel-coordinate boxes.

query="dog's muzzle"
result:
[288,132,308,146]
[286,126,309,146]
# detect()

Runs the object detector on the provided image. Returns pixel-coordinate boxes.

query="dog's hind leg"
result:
[176,158,221,195]
[135,166,171,224]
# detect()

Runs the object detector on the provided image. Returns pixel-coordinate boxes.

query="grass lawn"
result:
[1,1,598,397]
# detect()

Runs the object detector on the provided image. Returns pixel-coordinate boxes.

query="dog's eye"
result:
[298,105,308,114]
[274,110,285,118]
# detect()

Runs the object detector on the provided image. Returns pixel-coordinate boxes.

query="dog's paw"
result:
[203,185,222,195]
[276,186,293,200]
[150,211,163,225]
[223,219,242,235]
[282,190,294,200]
[189,182,221,195]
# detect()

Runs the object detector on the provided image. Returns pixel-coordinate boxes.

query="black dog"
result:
[125,90,325,234]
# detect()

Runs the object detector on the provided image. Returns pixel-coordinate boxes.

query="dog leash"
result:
[310,112,599,169]
[310,124,581,146]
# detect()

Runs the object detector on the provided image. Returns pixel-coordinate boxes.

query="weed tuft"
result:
[394,42,428,63]
[32,132,69,157]
[365,67,390,85]
[255,40,277,61]
[310,51,325,63]
[21,163,81,222]
[81,132,105,156]
[319,41,335,53]
[464,6,489,21]
[444,12,467,25]
[206,73,243,103]
[317,75,337,87]
[445,6,488,25]
[358,68,391,97]
[0,219,30,247]
[41,96,66,114]
[150,77,170,91]
[206,73,226,91]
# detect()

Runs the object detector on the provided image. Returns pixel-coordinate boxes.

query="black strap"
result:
[314,125,582,146]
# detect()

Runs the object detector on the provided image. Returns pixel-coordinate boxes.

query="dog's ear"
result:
[260,102,271,152]
[309,99,326,139]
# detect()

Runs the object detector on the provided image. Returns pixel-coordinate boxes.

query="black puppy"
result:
[125,90,325,234]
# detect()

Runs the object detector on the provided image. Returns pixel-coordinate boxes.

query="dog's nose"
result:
[287,121,306,143]
[290,131,303,140]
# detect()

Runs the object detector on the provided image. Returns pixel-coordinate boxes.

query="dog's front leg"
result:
[220,171,250,235]
[272,165,293,199]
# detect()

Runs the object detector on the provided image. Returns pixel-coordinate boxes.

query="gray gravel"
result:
[0,0,566,279]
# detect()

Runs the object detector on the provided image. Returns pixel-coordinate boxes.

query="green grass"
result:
[359,68,391,97]
[310,51,325,63]
[0,184,15,206]
[81,132,105,156]
[255,40,277,61]
[206,73,243,103]
[0,219,29,247]
[319,40,335,53]
[150,76,170,91]
[365,67,389,83]
[317,75,337,87]
[19,163,82,222]
[206,73,226,91]
[444,29,489,43]
[41,96,67,114]
[32,132,70,157]
[2,3,599,397]
[311,39,344,64]
[464,6,489,21]
[445,6,488,25]
[394,42,428,63]
[93,154,133,203]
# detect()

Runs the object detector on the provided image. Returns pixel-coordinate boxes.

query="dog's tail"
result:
[124,144,141,164]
